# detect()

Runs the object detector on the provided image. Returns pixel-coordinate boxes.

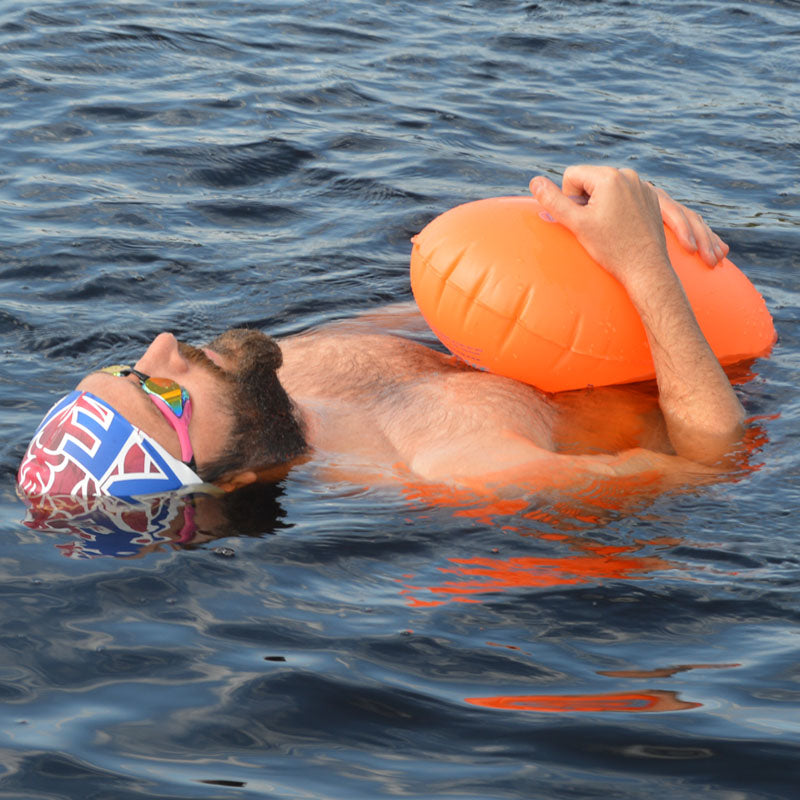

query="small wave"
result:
[144,138,315,189]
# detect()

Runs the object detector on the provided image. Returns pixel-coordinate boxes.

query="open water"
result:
[1,1,799,798]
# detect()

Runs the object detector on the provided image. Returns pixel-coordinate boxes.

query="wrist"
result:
[618,254,682,307]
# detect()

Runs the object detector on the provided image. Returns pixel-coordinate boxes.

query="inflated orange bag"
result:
[411,196,775,393]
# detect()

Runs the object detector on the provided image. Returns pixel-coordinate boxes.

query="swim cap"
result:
[17,390,202,500]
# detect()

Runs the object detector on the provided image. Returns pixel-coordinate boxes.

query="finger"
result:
[688,209,731,267]
[654,186,732,268]
[706,227,729,263]
[560,164,602,202]
[653,187,698,254]
[695,221,719,267]
[714,233,730,260]
[529,175,584,229]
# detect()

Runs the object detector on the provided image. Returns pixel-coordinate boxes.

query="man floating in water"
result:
[18,166,748,502]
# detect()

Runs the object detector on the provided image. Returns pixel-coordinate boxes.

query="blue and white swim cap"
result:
[17,390,202,500]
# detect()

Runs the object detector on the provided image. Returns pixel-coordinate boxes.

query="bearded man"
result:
[17,166,748,502]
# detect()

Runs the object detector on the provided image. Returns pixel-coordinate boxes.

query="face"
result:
[76,332,236,476]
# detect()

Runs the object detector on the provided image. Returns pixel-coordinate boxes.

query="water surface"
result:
[1,1,799,798]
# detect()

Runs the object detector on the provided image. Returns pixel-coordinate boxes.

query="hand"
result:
[652,185,729,267]
[529,166,729,274]
[529,165,671,287]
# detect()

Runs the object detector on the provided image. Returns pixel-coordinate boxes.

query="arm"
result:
[529,166,745,466]
[412,429,723,501]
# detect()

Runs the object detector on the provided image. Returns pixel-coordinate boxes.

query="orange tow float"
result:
[410,196,775,393]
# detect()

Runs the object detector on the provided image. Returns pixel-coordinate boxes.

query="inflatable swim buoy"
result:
[410,196,775,393]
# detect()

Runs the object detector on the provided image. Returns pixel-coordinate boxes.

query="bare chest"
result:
[278,332,556,463]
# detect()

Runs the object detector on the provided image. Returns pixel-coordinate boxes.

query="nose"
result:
[135,332,189,376]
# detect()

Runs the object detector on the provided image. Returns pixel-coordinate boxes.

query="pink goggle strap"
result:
[147,394,194,464]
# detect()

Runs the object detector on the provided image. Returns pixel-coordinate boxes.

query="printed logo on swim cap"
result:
[17,391,202,499]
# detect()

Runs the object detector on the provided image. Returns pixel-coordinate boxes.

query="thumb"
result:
[529,176,582,228]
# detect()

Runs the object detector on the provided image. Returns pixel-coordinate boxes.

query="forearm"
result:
[530,166,746,467]
[622,257,745,465]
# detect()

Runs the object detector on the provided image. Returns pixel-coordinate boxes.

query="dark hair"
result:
[197,329,308,483]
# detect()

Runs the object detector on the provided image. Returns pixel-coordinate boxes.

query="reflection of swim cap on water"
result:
[19,481,288,559]
[21,492,198,559]
[17,390,202,499]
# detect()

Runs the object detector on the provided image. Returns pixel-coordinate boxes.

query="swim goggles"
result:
[99,365,196,470]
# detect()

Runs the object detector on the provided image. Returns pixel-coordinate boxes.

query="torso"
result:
[278,326,668,484]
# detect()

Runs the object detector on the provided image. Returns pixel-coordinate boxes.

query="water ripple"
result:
[1,0,799,798]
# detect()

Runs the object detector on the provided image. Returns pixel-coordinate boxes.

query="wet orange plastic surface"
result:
[411,196,776,392]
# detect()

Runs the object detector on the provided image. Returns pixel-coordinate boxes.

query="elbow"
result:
[669,416,747,469]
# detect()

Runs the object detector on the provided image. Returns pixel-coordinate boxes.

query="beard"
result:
[192,329,307,482]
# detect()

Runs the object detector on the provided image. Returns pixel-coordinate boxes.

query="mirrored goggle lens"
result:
[100,365,190,417]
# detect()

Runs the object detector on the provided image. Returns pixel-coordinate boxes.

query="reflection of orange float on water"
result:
[411,197,776,393]
[397,539,678,607]
[464,690,701,713]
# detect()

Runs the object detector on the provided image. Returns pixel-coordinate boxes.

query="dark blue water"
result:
[1,1,799,798]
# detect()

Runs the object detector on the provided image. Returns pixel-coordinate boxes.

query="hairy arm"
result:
[529,166,745,466]
[411,428,722,504]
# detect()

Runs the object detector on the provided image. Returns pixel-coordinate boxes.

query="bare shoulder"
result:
[278,329,451,400]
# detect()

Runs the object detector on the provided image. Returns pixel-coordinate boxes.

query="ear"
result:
[215,470,259,492]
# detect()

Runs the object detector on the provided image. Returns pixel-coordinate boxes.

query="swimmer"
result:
[18,166,747,500]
